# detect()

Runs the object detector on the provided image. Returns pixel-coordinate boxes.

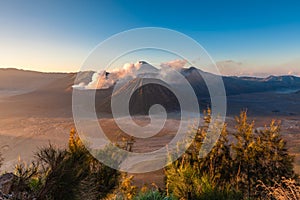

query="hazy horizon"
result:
[1,61,299,78]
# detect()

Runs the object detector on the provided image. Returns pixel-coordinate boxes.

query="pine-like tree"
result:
[231,111,257,199]
[258,120,295,183]
[231,112,297,199]
[165,109,239,199]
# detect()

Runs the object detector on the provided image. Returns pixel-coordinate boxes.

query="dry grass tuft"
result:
[257,178,300,200]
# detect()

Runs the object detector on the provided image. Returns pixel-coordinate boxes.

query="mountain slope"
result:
[95,78,180,115]
[1,68,300,117]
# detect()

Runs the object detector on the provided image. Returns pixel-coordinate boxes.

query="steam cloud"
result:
[73,62,142,89]
[73,59,188,90]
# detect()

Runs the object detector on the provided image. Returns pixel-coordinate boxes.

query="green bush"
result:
[11,129,120,200]
[134,189,177,200]
[165,110,296,199]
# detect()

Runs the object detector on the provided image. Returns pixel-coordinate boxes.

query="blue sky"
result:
[0,0,299,75]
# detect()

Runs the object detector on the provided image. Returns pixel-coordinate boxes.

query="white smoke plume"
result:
[73,62,142,89]
[85,71,114,89]
[73,59,189,90]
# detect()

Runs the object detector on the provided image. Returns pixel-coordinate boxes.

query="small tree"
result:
[165,109,240,199]
[231,111,257,198]
[231,111,297,198]
[197,123,233,187]
[257,120,295,184]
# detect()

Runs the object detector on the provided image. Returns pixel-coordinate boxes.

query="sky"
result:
[0,0,299,76]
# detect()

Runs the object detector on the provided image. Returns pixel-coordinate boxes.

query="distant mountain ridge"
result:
[0,67,300,117]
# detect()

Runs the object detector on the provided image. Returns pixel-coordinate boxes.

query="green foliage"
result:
[165,159,197,198]
[165,162,242,200]
[37,145,91,199]
[28,177,43,193]
[193,175,242,200]
[231,111,296,198]
[118,174,137,200]
[231,111,257,198]
[11,129,120,200]
[36,129,120,200]
[256,120,295,185]
[134,189,176,200]
[165,109,297,200]
[165,109,240,199]
[11,161,40,198]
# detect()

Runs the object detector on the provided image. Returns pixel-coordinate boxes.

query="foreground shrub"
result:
[232,113,296,198]
[134,189,176,200]
[166,163,242,200]
[165,109,240,199]
[118,174,137,200]
[10,129,120,200]
[165,110,297,199]
[11,161,39,199]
